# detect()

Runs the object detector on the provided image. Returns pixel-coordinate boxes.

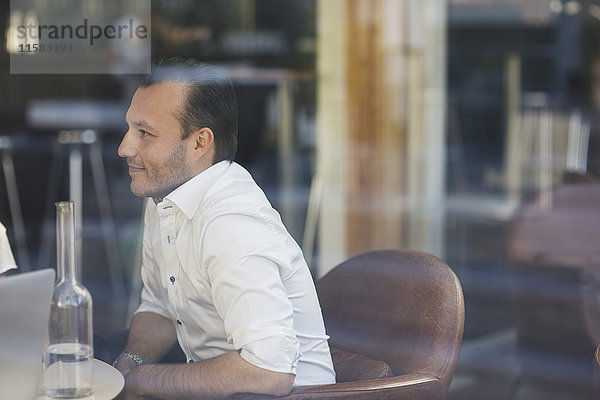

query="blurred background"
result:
[2,0,600,398]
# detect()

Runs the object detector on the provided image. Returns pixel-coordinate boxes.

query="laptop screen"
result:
[0,269,55,400]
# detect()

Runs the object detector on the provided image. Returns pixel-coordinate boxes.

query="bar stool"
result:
[27,99,127,300]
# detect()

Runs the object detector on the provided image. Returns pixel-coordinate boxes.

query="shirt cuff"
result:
[239,335,301,375]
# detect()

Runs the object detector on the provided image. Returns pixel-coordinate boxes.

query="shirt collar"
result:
[160,160,232,219]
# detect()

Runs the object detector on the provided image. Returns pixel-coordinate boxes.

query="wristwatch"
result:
[113,351,144,367]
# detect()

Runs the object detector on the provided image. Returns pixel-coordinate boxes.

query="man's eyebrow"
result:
[130,119,157,131]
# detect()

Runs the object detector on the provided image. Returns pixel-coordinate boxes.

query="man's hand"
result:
[114,311,177,377]
[116,385,145,400]
[114,312,178,398]
[116,365,149,400]
[114,354,138,377]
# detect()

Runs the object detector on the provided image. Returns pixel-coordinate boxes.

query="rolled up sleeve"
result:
[204,212,301,375]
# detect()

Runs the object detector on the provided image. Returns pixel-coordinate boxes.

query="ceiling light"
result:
[549,0,563,14]
[564,1,582,16]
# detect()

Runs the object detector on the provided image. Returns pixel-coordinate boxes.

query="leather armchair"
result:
[230,249,465,399]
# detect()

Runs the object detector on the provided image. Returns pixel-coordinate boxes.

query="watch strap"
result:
[113,351,144,367]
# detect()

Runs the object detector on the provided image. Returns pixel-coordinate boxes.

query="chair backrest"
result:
[316,250,464,394]
[507,182,600,355]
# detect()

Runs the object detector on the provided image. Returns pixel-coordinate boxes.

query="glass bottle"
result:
[44,201,94,398]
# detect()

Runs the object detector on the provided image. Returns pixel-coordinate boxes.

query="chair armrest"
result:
[227,373,444,400]
[330,346,393,382]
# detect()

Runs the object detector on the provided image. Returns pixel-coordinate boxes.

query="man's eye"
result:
[140,129,150,137]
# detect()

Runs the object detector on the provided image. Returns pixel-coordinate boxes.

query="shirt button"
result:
[188,359,194,363]
[177,319,182,326]
[170,276,175,284]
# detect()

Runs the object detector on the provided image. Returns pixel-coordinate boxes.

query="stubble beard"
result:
[131,141,192,199]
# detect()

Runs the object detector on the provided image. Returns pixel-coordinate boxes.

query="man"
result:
[115,57,335,399]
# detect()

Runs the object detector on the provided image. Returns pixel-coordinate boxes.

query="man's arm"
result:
[114,311,178,376]
[121,350,295,400]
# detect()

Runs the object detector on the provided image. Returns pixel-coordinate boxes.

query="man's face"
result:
[118,83,194,199]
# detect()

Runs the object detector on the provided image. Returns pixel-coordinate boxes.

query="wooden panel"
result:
[317,0,446,269]
[346,0,406,254]
[316,0,350,275]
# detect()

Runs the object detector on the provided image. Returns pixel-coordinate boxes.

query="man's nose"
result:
[118,130,135,158]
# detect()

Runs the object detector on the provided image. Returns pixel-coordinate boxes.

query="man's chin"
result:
[130,183,151,198]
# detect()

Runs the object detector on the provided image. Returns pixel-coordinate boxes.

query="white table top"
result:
[37,359,124,400]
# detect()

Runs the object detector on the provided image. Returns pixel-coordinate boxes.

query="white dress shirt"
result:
[136,160,335,386]
[0,222,17,274]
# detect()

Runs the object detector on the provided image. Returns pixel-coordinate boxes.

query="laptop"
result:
[0,269,55,400]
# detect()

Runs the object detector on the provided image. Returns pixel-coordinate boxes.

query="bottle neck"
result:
[56,201,77,283]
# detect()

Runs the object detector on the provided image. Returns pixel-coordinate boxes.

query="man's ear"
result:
[191,127,214,159]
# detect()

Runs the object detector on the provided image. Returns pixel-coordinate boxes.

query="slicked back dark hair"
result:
[140,57,238,163]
